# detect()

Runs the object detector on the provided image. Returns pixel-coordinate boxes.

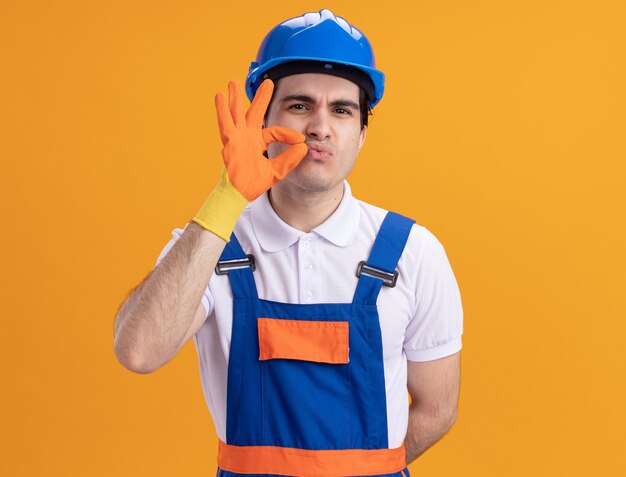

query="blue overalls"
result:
[215,212,415,477]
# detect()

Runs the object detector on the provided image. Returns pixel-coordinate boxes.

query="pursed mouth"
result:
[306,149,331,160]
[306,143,333,159]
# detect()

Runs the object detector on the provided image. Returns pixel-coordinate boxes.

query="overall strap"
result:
[353,211,415,305]
[216,233,258,300]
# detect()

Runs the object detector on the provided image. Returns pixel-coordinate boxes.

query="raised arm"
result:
[113,223,225,373]
[113,79,307,374]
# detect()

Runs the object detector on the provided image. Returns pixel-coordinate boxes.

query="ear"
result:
[357,125,367,153]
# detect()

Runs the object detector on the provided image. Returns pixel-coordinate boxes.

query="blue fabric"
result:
[353,212,416,306]
[222,212,414,453]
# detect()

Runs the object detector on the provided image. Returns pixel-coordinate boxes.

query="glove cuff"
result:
[192,168,249,242]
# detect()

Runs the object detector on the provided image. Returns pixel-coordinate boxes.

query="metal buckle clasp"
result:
[356,261,398,288]
[215,255,256,275]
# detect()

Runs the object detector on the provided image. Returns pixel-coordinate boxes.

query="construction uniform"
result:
[156,181,464,477]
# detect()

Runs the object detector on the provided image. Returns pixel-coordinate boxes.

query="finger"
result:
[262,125,305,145]
[215,92,234,142]
[246,79,274,128]
[228,80,246,126]
[270,143,308,181]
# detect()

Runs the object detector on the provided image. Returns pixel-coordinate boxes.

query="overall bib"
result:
[216,212,414,477]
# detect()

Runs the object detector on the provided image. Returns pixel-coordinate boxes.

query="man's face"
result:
[265,73,367,194]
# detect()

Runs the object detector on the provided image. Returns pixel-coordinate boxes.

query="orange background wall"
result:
[2,1,625,475]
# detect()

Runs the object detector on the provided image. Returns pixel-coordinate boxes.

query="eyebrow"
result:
[280,94,359,111]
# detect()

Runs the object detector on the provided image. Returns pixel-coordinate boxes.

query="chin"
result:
[286,170,337,193]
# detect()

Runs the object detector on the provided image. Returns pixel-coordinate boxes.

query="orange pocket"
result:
[257,318,349,364]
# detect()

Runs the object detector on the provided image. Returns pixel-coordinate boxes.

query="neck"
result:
[268,181,345,233]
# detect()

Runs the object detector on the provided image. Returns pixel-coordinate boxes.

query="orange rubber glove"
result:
[192,79,308,241]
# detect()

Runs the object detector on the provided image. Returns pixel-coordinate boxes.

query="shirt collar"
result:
[250,180,361,253]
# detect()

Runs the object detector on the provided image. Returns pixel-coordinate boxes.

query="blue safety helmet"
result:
[246,9,385,108]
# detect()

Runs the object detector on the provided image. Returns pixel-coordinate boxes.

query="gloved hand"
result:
[192,79,308,241]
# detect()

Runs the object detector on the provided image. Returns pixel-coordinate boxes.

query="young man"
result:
[114,9,463,476]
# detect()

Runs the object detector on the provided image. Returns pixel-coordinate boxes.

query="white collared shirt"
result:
[155,180,463,448]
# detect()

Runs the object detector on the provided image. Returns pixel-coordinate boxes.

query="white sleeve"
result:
[403,227,464,362]
[154,223,214,319]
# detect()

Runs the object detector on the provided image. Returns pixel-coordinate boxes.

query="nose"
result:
[305,109,331,141]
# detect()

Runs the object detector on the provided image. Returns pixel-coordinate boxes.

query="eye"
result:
[289,103,308,111]
[334,108,352,115]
